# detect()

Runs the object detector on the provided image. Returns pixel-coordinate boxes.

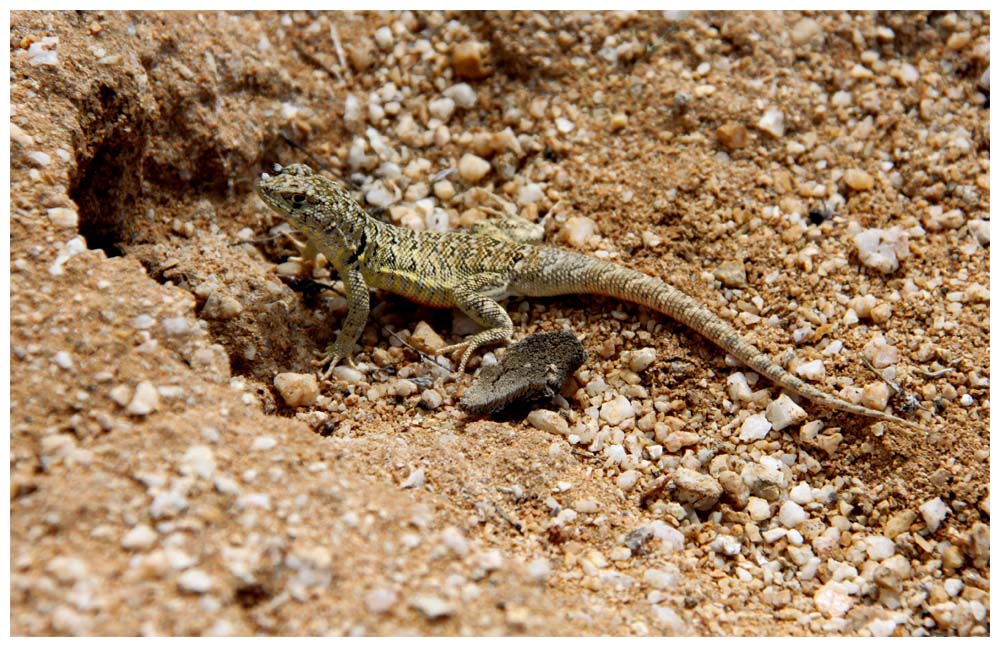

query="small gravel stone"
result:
[365,181,398,208]
[617,470,640,491]
[132,314,156,330]
[201,291,243,320]
[644,566,680,590]
[452,40,489,79]
[527,558,551,582]
[651,522,685,553]
[651,605,686,633]
[814,581,854,618]
[860,381,891,411]
[180,445,215,479]
[47,555,88,583]
[853,226,909,274]
[410,321,447,354]
[884,509,916,538]
[458,153,491,182]
[47,207,78,228]
[516,183,545,206]
[559,216,597,248]
[126,381,159,416]
[443,83,477,108]
[121,524,158,550]
[420,389,442,409]
[600,395,635,426]
[527,410,569,436]
[790,18,821,45]
[712,260,747,288]
[27,150,52,166]
[251,436,278,450]
[789,482,813,505]
[919,497,949,532]
[843,168,875,191]
[716,121,748,150]
[428,97,455,122]
[757,109,785,137]
[51,606,88,635]
[439,526,469,557]
[273,372,319,407]
[433,179,456,201]
[779,500,807,528]
[331,365,365,384]
[373,26,393,50]
[766,394,808,431]
[745,496,772,521]
[52,350,73,370]
[627,347,657,372]
[967,219,989,245]
[410,594,455,620]
[711,534,741,556]
[401,467,425,489]
[178,568,213,593]
[672,467,722,511]
[365,587,398,614]
[739,413,771,442]
[793,359,826,382]
[162,317,191,336]
[866,535,896,561]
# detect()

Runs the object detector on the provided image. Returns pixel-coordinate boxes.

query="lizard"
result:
[257,163,927,432]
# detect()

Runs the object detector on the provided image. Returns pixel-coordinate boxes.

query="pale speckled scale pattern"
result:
[257,164,924,431]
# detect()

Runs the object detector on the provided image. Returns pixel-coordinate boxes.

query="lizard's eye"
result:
[291,193,306,206]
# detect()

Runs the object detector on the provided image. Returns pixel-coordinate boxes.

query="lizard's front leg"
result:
[438,272,514,373]
[317,266,370,379]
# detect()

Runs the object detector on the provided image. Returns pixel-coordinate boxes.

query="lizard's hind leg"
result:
[438,272,514,373]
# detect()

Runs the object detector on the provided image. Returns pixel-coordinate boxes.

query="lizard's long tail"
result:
[521,249,925,431]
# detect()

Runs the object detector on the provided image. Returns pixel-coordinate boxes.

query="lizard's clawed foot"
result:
[312,346,354,380]
[438,341,475,375]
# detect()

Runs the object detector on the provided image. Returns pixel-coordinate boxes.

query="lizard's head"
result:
[257,163,354,237]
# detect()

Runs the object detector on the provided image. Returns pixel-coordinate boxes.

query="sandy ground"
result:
[8,10,989,636]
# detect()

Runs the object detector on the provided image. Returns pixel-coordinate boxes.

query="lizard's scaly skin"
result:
[258,164,925,431]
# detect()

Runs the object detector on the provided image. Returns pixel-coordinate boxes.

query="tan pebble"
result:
[712,260,747,288]
[672,467,722,511]
[814,431,843,457]
[452,40,489,79]
[610,113,628,131]
[870,303,892,324]
[966,521,989,568]
[559,216,598,248]
[716,121,748,150]
[843,168,874,191]
[860,382,890,411]
[47,207,78,228]
[126,381,159,416]
[433,179,456,201]
[527,410,569,436]
[884,509,916,538]
[790,18,821,45]
[458,153,491,182]
[410,321,446,353]
[274,372,318,407]
[941,544,964,570]
[201,291,243,320]
[347,42,373,71]
[946,32,971,50]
